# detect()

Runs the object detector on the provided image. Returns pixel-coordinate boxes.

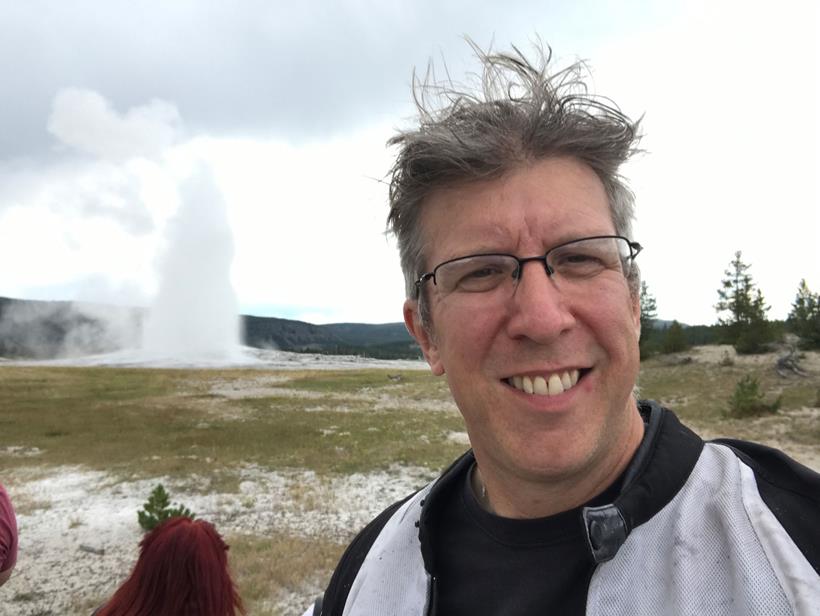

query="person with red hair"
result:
[94,516,245,616]
[0,483,18,587]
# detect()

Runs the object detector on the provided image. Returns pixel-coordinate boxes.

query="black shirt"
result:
[433,466,623,616]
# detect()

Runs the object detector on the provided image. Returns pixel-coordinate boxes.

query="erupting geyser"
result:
[141,165,241,361]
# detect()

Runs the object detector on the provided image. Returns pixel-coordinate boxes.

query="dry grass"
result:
[227,532,348,616]
[0,366,464,483]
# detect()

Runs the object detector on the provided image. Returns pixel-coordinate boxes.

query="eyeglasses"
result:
[415,235,642,299]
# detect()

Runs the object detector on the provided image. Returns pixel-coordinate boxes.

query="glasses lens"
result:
[547,237,630,280]
[436,254,518,294]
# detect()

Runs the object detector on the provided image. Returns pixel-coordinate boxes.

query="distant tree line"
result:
[640,250,820,359]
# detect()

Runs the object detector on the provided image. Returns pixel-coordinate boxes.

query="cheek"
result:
[630,294,641,331]
[582,294,640,351]
[436,305,503,371]
[615,302,641,343]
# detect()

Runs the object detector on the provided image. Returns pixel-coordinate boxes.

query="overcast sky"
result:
[1,0,817,326]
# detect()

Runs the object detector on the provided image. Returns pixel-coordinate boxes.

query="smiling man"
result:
[304,43,819,616]
[408,158,645,521]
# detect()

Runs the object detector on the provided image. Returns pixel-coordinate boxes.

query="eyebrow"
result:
[442,232,615,260]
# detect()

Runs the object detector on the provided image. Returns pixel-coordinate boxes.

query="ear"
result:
[404,299,445,376]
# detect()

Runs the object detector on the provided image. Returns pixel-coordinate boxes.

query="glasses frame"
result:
[414,234,643,297]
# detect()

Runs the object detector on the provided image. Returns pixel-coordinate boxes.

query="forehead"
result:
[419,157,614,262]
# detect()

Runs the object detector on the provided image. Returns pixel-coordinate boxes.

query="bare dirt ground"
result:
[686,343,820,372]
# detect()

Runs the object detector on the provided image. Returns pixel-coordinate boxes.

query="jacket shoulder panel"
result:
[587,443,819,615]
[734,458,819,615]
[711,437,820,574]
[341,484,433,616]
[320,490,419,616]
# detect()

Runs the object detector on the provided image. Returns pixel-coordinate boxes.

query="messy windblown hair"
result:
[387,40,643,312]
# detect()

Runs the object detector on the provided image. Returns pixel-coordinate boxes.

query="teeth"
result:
[508,369,582,396]
[561,372,572,390]
[548,374,564,396]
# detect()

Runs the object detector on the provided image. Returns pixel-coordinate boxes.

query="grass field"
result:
[0,366,464,615]
[1,346,818,615]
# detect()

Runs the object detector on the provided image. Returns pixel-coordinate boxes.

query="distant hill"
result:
[243,315,418,358]
[0,296,419,360]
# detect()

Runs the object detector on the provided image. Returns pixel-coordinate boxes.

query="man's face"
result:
[405,157,642,489]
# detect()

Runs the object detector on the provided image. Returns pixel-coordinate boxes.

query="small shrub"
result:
[718,350,734,367]
[137,484,195,532]
[726,375,781,418]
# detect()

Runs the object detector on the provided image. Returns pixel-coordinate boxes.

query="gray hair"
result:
[386,41,643,315]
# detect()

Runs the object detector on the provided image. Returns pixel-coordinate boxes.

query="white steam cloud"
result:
[0,299,140,359]
[141,164,241,360]
[48,88,181,161]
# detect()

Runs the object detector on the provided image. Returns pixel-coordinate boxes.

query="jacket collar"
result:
[418,401,704,570]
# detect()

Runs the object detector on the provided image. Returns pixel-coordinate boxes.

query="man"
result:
[0,483,18,587]
[305,43,820,615]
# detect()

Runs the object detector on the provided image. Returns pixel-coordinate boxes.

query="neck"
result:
[470,464,494,513]
[472,406,645,519]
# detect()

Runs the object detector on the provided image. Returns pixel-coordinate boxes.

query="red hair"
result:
[97,517,245,616]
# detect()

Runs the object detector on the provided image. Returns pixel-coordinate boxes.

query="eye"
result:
[550,247,610,278]
[439,255,515,293]
[564,253,599,264]
[464,265,503,279]
[455,264,507,290]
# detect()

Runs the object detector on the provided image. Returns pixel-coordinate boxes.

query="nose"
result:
[505,260,576,342]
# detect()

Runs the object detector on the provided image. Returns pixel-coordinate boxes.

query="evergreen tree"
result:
[726,375,780,417]
[639,281,658,359]
[137,484,195,532]
[661,320,689,354]
[715,251,773,354]
[788,279,820,349]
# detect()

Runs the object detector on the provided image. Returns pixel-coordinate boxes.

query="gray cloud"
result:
[0,0,571,158]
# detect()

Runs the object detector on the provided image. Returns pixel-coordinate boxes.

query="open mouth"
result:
[505,368,589,397]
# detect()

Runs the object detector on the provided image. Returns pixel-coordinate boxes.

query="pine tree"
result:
[726,375,781,417]
[661,320,689,354]
[788,279,820,349]
[639,281,658,359]
[137,484,195,532]
[715,251,773,354]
